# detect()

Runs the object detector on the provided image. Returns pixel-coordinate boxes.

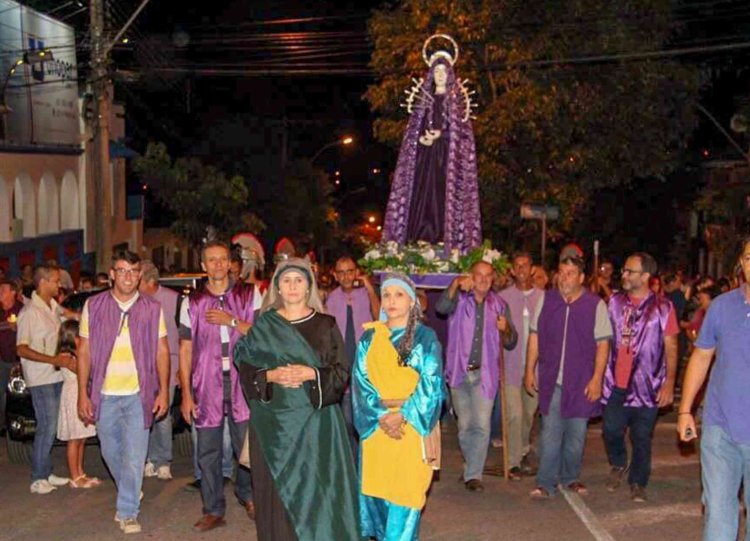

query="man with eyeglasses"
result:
[325,256,380,452]
[601,252,679,503]
[77,250,170,534]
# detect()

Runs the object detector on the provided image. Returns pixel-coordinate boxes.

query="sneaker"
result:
[184,479,201,492]
[30,479,57,494]
[630,484,647,503]
[143,462,157,478]
[47,474,70,486]
[606,466,627,492]
[156,465,172,481]
[119,518,142,534]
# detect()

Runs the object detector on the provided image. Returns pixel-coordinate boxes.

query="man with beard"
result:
[602,252,678,503]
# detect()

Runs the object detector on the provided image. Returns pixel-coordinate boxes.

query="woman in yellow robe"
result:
[353,273,444,541]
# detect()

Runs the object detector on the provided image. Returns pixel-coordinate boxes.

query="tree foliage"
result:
[366,0,702,249]
[134,142,263,247]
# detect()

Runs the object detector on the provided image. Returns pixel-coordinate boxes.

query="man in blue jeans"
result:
[16,264,75,494]
[437,261,517,492]
[678,237,750,541]
[77,251,170,535]
[524,252,612,498]
[601,252,679,503]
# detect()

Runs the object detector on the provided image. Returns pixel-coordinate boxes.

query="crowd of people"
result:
[0,237,747,541]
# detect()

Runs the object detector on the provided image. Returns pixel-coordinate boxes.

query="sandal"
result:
[83,475,102,487]
[566,481,588,495]
[530,486,551,500]
[69,475,98,489]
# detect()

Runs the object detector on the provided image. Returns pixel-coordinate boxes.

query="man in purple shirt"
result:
[139,261,180,481]
[325,256,379,450]
[678,237,750,541]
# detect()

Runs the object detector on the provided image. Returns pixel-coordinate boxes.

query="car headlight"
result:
[8,364,28,395]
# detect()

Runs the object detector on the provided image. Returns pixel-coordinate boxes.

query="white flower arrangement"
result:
[359,240,509,275]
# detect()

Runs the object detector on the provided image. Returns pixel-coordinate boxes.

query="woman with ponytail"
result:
[353,273,444,541]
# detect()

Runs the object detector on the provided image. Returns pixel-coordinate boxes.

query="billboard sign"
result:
[0,0,79,146]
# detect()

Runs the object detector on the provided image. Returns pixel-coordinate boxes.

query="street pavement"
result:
[0,412,712,541]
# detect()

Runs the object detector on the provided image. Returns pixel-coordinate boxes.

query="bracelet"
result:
[678,412,692,416]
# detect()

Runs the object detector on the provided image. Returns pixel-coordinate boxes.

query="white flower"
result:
[483,248,502,262]
[436,261,451,272]
[449,248,461,264]
[365,249,382,260]
[385,240,399,255]
[421,248,436,261]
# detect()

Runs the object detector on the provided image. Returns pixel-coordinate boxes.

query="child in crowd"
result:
[56,319,100,489]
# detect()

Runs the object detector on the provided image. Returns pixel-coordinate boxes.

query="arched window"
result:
[60,171,80,230]
[0,176,9,242]
[38,172,60,234]
[13,174,36,238]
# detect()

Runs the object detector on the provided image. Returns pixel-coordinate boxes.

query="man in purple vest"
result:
[325,255,379,450]
[139,260,180,481]
[678,237,750,541]
[437,261,517,491]
[524,251,612,498]
[602,252,679,503]
[179,241,258,532]
[77,250,170,534]
[499,252,543,479]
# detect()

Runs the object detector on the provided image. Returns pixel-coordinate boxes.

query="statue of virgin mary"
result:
[382,34,481,253]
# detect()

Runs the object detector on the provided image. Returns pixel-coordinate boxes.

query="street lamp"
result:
[311,135,354,163]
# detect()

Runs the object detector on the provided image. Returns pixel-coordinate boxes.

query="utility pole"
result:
[89,0,113,271]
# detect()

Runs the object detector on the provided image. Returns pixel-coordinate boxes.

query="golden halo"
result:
[422,33,459,67]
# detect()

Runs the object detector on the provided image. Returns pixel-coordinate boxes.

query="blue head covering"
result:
[379,272,417,322]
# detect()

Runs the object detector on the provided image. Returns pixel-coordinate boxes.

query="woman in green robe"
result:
[235,257,362,541]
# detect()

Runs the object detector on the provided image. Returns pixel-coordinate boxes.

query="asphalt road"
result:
[0,412,714,541]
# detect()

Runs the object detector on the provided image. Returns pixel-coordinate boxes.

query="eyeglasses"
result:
[113,268,141,277]
[621,268,643,276]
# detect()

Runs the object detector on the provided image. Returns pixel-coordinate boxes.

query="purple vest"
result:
[537,290,602,418]
[86,291,162,429]
[445,291,508,400]
[603,291,672,408]
[189,282,255,428]
[326,286,372,343]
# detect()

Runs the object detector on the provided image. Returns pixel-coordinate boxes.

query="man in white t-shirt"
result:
[16,264,76,494]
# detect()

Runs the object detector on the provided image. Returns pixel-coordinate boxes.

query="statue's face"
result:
[433,64,448,87]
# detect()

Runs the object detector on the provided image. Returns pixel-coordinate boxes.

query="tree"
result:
[134,142,264,248]
[262,159,338,255]
[366,0,701,251]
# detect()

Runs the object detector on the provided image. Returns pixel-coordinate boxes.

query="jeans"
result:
[490,387,502,440]
[29,382,62,481]
[451,370,495,481]
[0,362,13,430]
[602,387,658,487]
[97,394,150,520]
[536,385,589,494]
[700,424,750,541]
[191,416,234,480]
[196,372,252,516]
[505,383,538,467]
[147,385,175,468]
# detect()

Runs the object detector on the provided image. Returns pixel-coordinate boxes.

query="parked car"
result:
[4,276,206,464]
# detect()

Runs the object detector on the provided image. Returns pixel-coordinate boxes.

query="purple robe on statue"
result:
[603,291,672,408]
[445,291,509,400]
[188,282,255,429]
[325,286,372,343]
[382,58,481,253]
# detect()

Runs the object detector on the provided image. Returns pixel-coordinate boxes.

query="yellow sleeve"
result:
[79,301,90,338]
[158,308,167,338]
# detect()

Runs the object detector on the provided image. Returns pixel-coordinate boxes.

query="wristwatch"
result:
[230,318,239,328]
